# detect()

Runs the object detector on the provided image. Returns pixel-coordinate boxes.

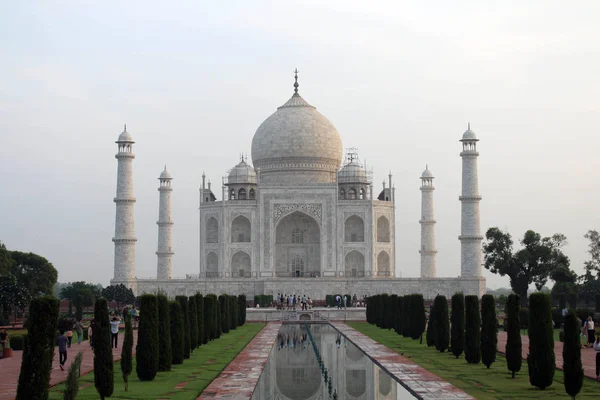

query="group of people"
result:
[276,293,312,310]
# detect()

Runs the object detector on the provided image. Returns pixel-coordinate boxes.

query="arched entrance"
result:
[345,250,365,277]
[231,251,251,278]
[275,211,321,277]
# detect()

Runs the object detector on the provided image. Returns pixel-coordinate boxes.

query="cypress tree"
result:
[230,295,238,330]
[63,351,84,400]
[378,294,388,328]
[157,294,172,372]
[394,296,403,335]
[481,294,498,368]
[563,311,583,399]
[176,296,191,358]
[213,294,222,339]
[426,299,436,347]
[402,294,411,337]
[136,294,159,381]
[93,297,114,399]
[169,301,184,365]
[411,294,425,341]
[188,295,198,351]
[16,296,60,400]
[387,295,397,330]
[465,295,481,364]
[366,295,372,324]
[434,295,449,352]
[451,293,465,358]
[121,312,133,391]
[506,294,522,378]
[527,292,555,390]
[219,295,230,334]
[204,295,216,340]
[238,294,247,326]
[195,293,205,346]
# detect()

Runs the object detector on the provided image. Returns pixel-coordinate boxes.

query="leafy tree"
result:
[465,295,481,364]
[583,230,600,278]
[188,295,198,351]
[121,313,133,391]
[527,292,555,390]
[136,294,159,381]
[176,296,191,358]
[481,294,498,368]
[63,351,84,400]
[10,251,58,298]
[195,293,205,346]
[16,296,59,400]
[451,293,465,359]
[562,312,583,399]
[0,274,29,324]
[157,294,172,372]
[434,295,449,352]
[102,284,135,307]
[61,281,99,321]
[506,294,522,378]
[483,228,569,306]
[169,301,184,365]
[93,298,114,400]
[0,241,13,276]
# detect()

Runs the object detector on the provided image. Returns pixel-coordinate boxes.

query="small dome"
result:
[117,125,134,143]
[338,162,368,184]
[160,166,172,180]
[421,165,433,178]
[461,123,478,141]
[228,159,257,185]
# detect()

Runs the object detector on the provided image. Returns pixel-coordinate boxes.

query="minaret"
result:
[156,166,174,280]
[112,124,136,282]
[419,165,437,277]
[459,123,483,277]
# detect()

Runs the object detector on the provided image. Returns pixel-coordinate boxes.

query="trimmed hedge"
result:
[394,296,403,335]
[157,294,172,372]
[195,293,205,346]
[176,296,191,359]
[229,295,238,330]
[253,294,273,308]
[563,311,583,398]
[451,293,465,358]
[527,292,555,390]
[238,295,247,326]
[506,294,522,378]
[121,312,134,391]
[136,294,159,381]
[188,296,198,351]
[465,295,481,364]
[411,294,426,341]
[169,301,184,365]
[434,295,449,352]
[205,294,218,340]
[402,294,411,338]
[93,298,114,400]
[219,295,229,334]
[426,300,436,347]
[481,294,497,369]
[10,335,24,350]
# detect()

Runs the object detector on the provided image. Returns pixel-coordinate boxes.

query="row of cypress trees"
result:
[366,293,426,340]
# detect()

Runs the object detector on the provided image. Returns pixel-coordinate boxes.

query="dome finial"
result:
[293,68,299,95]
[468,122,471,130]
[124,123,127,132]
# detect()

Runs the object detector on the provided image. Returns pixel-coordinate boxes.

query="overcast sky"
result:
[1,1,599,289]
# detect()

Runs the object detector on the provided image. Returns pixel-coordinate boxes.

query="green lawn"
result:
[48,323,265,400]
[348,322,600,400]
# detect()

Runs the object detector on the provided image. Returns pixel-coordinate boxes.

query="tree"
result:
[10,251,58,298]
[505,294,522,378]
[204,295,216,341]
[481,294,498,368]
[434,295,449,352]
[394,296,403,335]
[0,241,13,276]
[157,293,172,372]
[219,295,230,334]
[583,230,600,278]
[230,295,238,330]
[176,296,191,358]
[562,312,583,399]
[238,295,246,327]
[121,312,133,391]
[16,296,59,400]
[483,228,569,306]
[102,284,135,307]
[63,351,84,400]
[169,301,184,365]
[61,281,99,321]
[188,295,198,351]
[402,295,411,338]
[527,292,555,390]
[93,298,114,400]
[451,293,465,359]
[0,274,29,325]
[410,294,426,341]
[195,293,205,346]
[465,295,481,364]
[387,295,397,330]
[136,294,159,381]
[426,299,436,347]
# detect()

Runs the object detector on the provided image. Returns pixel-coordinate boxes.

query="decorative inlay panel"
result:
[273,203,322,225]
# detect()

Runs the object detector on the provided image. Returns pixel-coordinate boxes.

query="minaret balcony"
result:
[418,219,437,224]
[419,250,438,255]
[458,235,484,241]
[115,152,135,159]
[114,198,136,203]
[458,195,482,201]
[156,221,174,226]
[112,237,138,243]
[459,150,479,157]
[155,251,174,256]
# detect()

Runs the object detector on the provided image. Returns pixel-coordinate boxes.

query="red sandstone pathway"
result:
[497,331,597,380]
[0,331,138,400]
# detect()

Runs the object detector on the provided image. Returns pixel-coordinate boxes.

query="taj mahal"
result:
[111,71,486,299]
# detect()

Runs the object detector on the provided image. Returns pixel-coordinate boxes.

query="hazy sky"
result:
[1,1,599,289]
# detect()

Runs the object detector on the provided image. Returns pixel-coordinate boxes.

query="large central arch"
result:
[275,211,321,277]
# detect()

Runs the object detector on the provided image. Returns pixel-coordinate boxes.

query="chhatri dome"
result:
[421,165,434,178]
[159,165,172,180]
[117,124,134,142]
[251,69,343,184]
[228,156,257,184]
[461,123,477,141]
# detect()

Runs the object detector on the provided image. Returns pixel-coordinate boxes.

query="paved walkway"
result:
[0,331,138,400]
[198,322,281,399]
[332,322,473,400]
[497,331,598,380]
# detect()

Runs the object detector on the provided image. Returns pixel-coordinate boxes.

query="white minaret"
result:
[459,123,483,277]
[112,125,136,282]
[419,165,437,277]
[156,166,174,280]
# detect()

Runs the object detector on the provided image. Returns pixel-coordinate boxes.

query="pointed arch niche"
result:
[275,211,321,277]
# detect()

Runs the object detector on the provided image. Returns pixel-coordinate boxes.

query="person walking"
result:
[66,326,73,348]
[343,295,347,309]
[594,333,600,381]
[73,320,84,345]
[586,316,595,348]
[88,319,95,350]
[110,316,121,348]
[57,329,68,371]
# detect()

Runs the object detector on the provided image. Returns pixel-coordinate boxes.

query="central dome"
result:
[251,88,343,184]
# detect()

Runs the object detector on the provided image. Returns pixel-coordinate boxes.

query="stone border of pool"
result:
[331,322,474,400]
[197,322,281,399]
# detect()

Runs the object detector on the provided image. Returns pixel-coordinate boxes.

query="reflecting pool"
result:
[251,324,418,400]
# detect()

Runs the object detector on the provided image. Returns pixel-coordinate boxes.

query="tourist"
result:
[352,294,358,307]
[66,326,73,348]
[594,333,600,381]
[308,297,313,310]
[73,320,84,345]
[301,294,307,310]
[57,329,68,371]
[293,295,297,310]
[88,319,95,349]
[0,328,8,352]
[110,316,121,349]
[335,295,342,309]
[585,316,595,348]
[343,295,347,309]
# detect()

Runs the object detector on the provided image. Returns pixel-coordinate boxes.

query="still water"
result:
[251,324,418,400]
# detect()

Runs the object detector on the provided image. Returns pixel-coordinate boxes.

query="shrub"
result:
[16,296,60,400]
[238,295,246,327]
[506,294,522,378]
[230,295,238,330]
[366,295,372,323]
[434,295,449,352]
[93,298,114,400]
[157,294,172,372]
[481,294,497,369]
[188,296,198,351]
[195,293,205,346]
[411,294,426,341]
[176,296,191,359]
[387,295,397,330]
[325,295,334,308]
[121,313,133,391]
[219,295,230,334]
[426,300,436,347]
[394,296,403,335]
[465,295,481,364]
[63,351,84,400]
[136,294,159,381]
[402,295,411,338]
[10,335,24,350]
[451,293,465,359]
[527,292,555,390]
[563,312,583,398]
[205,294,218,340]
[169,301,184,365]
[378,294,388,328]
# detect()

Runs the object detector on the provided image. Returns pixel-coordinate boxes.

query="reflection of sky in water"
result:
[251,324,417,400]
